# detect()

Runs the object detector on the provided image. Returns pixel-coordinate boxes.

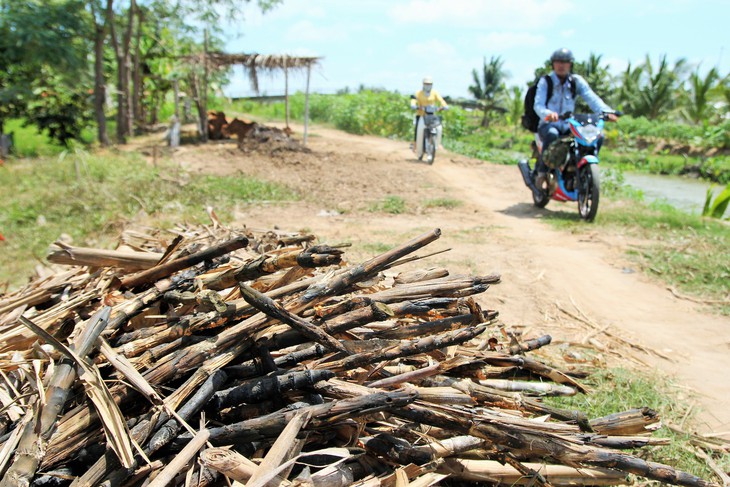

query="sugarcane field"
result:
[2,1,730,486]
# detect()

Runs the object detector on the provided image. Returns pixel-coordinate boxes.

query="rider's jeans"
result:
[415,117,442,157]
[538,121,570,151]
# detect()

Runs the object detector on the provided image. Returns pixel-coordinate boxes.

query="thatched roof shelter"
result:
[183,51,323,143]
[205,52,321,93]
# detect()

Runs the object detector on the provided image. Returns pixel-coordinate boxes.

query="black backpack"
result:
[521,75,576,132]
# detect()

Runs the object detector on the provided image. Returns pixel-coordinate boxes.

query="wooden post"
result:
[173,79,180,120]
[303,63,311,145]
[201,29,209,142]
[284,56,290,129]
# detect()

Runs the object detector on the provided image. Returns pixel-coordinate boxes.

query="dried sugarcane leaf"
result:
[98,338,163,405]
[75,359,137,468]
[17,313,136,469]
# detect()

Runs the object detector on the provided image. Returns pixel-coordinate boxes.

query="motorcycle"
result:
[518,111,619,222]
[416,105,444,164]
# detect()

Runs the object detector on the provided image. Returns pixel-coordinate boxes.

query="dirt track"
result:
[164,122,730,436]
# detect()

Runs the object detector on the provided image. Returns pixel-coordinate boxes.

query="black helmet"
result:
[550,48,574,63]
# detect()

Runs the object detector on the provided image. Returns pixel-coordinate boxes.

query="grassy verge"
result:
[602,150,730,184]
[0,150,296,288]
[545,368,730,482]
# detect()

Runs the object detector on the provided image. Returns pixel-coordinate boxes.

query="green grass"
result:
[0,150,296,287]
[368,195,407,214]
[602,151,730,184]
[422,198,463,209]
[361,242,395,254]
[542,189,730,314]
[603,199,729,313]
[545,368,730,482]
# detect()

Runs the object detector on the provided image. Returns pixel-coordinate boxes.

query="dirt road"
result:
[171,123,730,436]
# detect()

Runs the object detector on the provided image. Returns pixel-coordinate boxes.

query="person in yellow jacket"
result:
[410,76,449,153]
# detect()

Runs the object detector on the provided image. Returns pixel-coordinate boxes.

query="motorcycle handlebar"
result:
[549,111,622,122]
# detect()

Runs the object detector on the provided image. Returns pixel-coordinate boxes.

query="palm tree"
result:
[573,53,613,110]
[468,56,507,128]
[620,55,687,119]
[504,85,524,140]
[682,67,720,124]
[615,62,643,113]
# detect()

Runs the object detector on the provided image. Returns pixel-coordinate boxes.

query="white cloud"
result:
[406,39,458,58]
[284,20,348,42]
[477,32,545,50]
[389,0,574,29]
[561,29,575,38]
[602,56,630,76]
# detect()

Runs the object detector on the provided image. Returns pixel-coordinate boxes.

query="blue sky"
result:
[221,0,729,99]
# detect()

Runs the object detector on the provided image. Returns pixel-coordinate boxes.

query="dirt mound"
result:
[235,125,308,156]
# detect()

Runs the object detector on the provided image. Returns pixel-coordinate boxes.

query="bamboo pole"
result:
[284,55,289,129]
[303,63,311,145]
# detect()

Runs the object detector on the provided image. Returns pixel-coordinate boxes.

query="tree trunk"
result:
[201,29,209,142]
[107,0,135,143]
[132,8,143,128]
[93,18,110,146]
[124,1,135,137]
[0,119,10,158]
[107,0,126,143]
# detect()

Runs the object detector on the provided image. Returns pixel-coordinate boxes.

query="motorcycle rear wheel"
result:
[578,164,600,221]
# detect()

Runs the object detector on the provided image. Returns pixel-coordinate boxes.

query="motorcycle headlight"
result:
[579,125,601,143]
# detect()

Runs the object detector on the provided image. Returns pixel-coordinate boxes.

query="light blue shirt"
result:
[534,72,612,123]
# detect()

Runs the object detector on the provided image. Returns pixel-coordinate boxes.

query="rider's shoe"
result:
[409,142,415,152]
[535,171,548,188]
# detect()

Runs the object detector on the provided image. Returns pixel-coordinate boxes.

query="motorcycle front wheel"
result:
[424,134,436,164]
[578,164,600,221]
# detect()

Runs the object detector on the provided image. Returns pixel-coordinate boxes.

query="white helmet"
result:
[423,76,433,84]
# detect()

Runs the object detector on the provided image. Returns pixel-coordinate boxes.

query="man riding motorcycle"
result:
[410,76,449,153]
[534,48,617,183]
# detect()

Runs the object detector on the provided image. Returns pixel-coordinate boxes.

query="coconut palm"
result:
[682,67,720,124]
[504,85,524,140]
[620,55,687,119]
[573,53,613,110]
[468,56,507,128]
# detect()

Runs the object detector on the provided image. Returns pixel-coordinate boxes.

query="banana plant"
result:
[702,183,730,219]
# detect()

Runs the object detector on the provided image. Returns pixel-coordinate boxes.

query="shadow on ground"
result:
[500,202,582,222]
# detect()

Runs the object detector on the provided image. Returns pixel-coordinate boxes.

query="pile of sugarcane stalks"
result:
[0,225,720,487]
